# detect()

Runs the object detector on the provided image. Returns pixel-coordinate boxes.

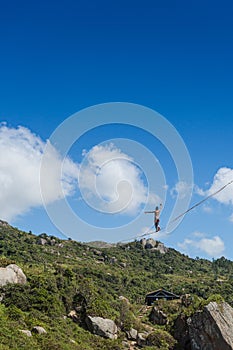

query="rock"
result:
[173,313,190,349]
[126,328,138,340]
[85,315,118,339]
[137,332,147,347]
[32,326,47,334]
[0,220,9,227]
[37,238,47,245]
[68,310,79,323]
[145,238,157,249]
[188,302,233,350]
[122,340,129,349]
[149,306,168,325]
[120,262,127,268]
[19,330,32,337]
[174,302,233,350]
[156,242,168,254]
[0,264,27,286]
[150,242,168,254]
[110,257,117,264]
[49,238,56,246]
[140,238,147,248]
[92,249,102,256]
[141,239,168,254]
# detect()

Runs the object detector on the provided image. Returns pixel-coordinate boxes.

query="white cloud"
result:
[170,181,193,199]
[0,126,159,222]
[198,167,233,205]
[178,234,225,258]
[0,124,79,221]
[78,143,157,215]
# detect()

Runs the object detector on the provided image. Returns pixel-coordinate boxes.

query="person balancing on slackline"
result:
[145,203,162,232]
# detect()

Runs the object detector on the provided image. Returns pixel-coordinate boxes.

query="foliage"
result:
[146,329,176,349]
[0,224,233,349]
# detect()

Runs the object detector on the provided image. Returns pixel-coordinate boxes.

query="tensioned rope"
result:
[169,179,233,224]
[119,178,233,243]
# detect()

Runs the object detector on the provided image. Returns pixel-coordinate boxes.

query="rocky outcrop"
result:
[188,302,233,350]
[0,220,9,227]
[140,238,168,254]
[145,238,156,249]
[154,242,168,254]
[85,315,117,339]
[149,306,168,325]
[174,302,233,350]
[37,238,47,245]
[0,264,27,286]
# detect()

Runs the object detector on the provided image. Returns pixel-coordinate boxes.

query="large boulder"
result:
[0,264,27,286]
[145,238,157,249]
[188,302,233,350]
[141,239,168,254]
[174,302,233,350]
[85,315,117,339]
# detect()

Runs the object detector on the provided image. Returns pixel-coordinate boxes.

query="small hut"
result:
[145,288,180,306]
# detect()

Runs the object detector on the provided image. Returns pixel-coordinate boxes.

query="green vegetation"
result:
[0,224,233,349]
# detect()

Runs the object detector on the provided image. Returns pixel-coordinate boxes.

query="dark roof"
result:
[146,288,180,298]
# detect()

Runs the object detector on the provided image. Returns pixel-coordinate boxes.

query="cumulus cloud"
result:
[198,167,233,205]
[178,233,225,258]
[78,143,158,215]
[0,124,79,221]
[170,181,193,199]
[0,125,159,222]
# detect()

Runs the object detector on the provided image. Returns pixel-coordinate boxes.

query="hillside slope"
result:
[0,221,233,349]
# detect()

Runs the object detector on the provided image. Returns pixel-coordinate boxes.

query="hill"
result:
[1,221,233,349]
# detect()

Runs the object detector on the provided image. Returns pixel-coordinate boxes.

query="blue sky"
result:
[0,0,233,259]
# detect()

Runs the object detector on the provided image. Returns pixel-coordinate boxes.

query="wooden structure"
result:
[145,288,180,306]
